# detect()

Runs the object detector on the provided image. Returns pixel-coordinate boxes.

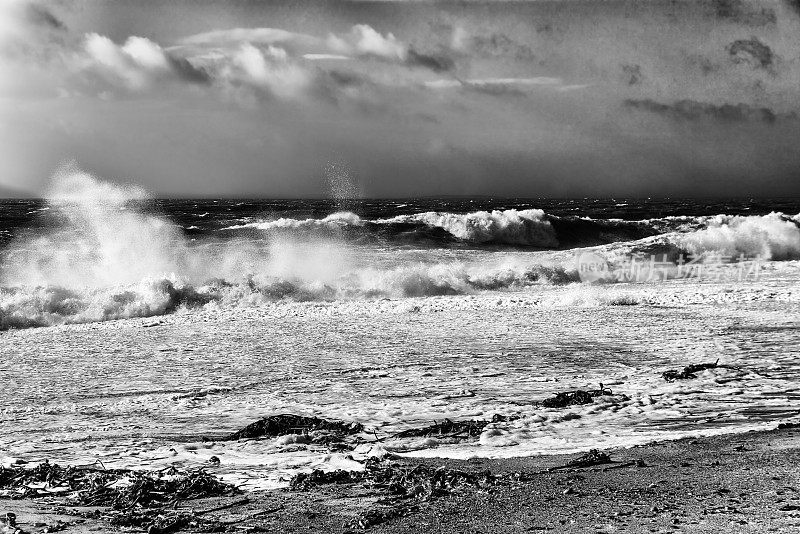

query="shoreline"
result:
[3,286,800,499]
[3,425,799,533]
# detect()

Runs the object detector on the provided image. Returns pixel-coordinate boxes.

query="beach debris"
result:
[355,506,416,529]
[603,458,646,471]
[540,384,621,408]
[390,414,516,440]
[290,458,492,498]
[0,461,237,533]
[224,414,364,441]
[662,360,719,382]
[549,449,613,471]
[1,513,22,534]
[289,458,495,528]
[777,422,800,430]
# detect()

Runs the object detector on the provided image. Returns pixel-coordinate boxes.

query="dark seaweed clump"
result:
[0,461,236,533]
[224,414,364,441]
[289,447,626,529]
[391,414,517,440]
[662,360,719,382]
[549,449,613,471]
[541,385,624,408]
[289,458,495,528]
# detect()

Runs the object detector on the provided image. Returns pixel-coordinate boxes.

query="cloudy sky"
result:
[1,0,799,197]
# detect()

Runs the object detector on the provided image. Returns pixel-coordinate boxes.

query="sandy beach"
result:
[2,426,799,533]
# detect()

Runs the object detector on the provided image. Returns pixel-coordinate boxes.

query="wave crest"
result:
[0,261,580,329]
[228,211,363,231]
[382,209,559,247]
[679,212,800,260]
[623,212,800,262]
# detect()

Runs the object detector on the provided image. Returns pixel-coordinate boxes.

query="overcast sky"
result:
[1,0,799,198]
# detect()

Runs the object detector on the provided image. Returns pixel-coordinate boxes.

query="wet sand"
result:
[3,426,799,533]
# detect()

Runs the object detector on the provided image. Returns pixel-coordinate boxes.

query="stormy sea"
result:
[2,168,800,489]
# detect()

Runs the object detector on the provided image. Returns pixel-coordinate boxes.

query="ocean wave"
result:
[0,261,580,329]
[0,279,211,329]
[3,166,799,329]
[623,212,800,261]
[223,210,800,255]
[223,209,664,249]
[226,211,364,231]
[679,212,800,260]
[378,209,559,247]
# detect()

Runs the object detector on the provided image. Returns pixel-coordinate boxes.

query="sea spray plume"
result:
[325,158,361,212]
[261,236,355,284]
[0,165,213,328]
[1,163,189,288]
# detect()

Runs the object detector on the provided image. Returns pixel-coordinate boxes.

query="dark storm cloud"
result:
[406,48,454,72]
[623,99,795,124]
[326,69,367,88]
[786,0,800,16]
[727,38,774,69]
[712,0,776,26]
[469,33,535,61]
[683,53,720,76]
[25,4,66,31]
[461,81,528,98]
[621,64,643,85]
[166,55,211,84]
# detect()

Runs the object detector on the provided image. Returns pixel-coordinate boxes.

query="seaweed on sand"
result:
[662,360,719,382]
[224,414,364,441]
[289,458,495,528]
[540,384,623,408]
[549,449,614,471]
[778,422,800,429]
[390,414,516,440]
[289,458,492,498]
[0,461,237,532]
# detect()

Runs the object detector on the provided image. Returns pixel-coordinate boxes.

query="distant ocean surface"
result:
[3,196,800,250]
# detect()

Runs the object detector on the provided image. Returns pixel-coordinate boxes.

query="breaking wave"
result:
[0,262,580,329]
[0,166,581,329]
[225,209,663,248]
[624,212,800,262]
[379,209,559,247]
[680,213,800,260]
[225,209,800,257]
[2,165,799,330]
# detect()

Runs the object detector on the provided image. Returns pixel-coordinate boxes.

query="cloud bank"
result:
[2,0,800,197]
